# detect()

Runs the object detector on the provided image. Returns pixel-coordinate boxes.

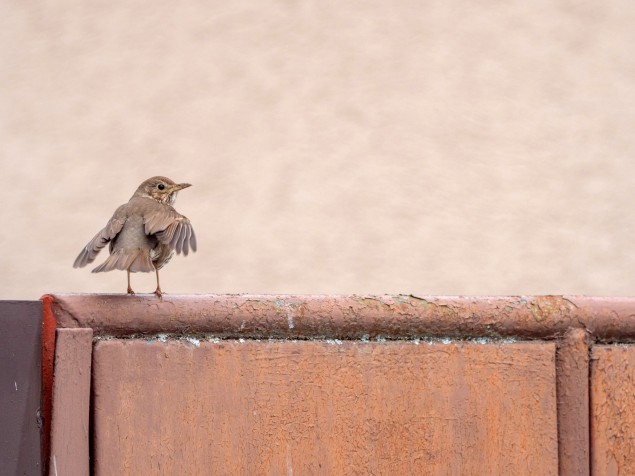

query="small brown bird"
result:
[73,176,197,298]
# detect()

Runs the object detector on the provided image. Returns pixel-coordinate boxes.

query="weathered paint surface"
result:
[45,293,635,340]
[49,328,93,476]
[556,328,590,475]
[591,346,635,475]
[93,340,557,475]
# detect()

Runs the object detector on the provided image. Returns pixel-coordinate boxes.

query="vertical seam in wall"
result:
[588,340,595,476]
[89,340,96,475]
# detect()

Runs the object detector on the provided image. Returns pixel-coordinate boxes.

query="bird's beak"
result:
[171,183,192,192]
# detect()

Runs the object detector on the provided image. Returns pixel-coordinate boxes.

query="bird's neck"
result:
[134,192,177,206]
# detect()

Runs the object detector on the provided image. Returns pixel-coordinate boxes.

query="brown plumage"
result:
[73,176,197,298]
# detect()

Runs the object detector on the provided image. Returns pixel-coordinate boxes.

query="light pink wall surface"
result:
[1,1,634,299]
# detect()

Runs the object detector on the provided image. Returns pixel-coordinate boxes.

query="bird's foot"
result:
[154,288,163,300]
[127,287,135,295]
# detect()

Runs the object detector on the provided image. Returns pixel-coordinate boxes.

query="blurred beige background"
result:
[1,1,635,300]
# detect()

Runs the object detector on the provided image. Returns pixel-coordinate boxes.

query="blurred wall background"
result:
[1,1,635,299]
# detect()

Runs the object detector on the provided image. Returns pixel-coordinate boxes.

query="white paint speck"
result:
[185,337,200,347]
[239,338,245,343]
[14,381,18,391]
[286,446,293,476]
[276,300,295,329]
[361,334,370,342]
[325,339,342,345]
[53,455,58,476]
[413,338,420,345]
[157,334,168,343]
[470,337,490,344]
[287,309,294,329]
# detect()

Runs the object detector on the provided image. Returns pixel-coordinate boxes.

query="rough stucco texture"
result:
[2,1,635,299]
[49,329,93,476]
[92,339,557,475]
[591,346,635,476]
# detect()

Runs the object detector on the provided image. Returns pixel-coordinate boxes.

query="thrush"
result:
[73,176,197,298]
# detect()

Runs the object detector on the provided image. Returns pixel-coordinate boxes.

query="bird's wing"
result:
[143,205,197,256]
[73,205,127,268]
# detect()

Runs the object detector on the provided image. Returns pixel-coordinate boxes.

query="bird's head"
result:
[134,176,192,205]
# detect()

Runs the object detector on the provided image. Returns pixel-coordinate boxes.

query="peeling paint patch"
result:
[419,337,454,345]
[96,333,524,346]
[287,311,294,329]
[467,337,519,344]
[185,337,200,347]
[93,335,115,341]
[275,299,296,329]
[286,445,293,476]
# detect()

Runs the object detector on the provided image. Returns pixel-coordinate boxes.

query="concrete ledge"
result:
[43,293,635,340]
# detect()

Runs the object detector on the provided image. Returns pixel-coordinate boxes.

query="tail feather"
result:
[129,251,155,273]
[92,249,155,273]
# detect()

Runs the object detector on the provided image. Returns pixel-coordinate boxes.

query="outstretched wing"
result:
[73,205,127,268]
[143,205,197,256]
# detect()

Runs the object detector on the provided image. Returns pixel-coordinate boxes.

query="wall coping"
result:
[41,294,635,341]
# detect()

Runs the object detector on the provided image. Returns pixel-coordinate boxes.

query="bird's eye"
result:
[157,184,165,190]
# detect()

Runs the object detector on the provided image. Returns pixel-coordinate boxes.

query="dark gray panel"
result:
[0,301,43,476]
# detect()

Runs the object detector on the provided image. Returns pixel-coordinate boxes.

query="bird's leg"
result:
[127,269,135,295]
[154,268,163,300]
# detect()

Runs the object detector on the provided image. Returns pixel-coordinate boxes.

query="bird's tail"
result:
[92,249,155,273]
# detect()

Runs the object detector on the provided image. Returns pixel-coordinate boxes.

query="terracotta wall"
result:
[590,346,635,474]
[92,339,557,474]
[42,294,635,475]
